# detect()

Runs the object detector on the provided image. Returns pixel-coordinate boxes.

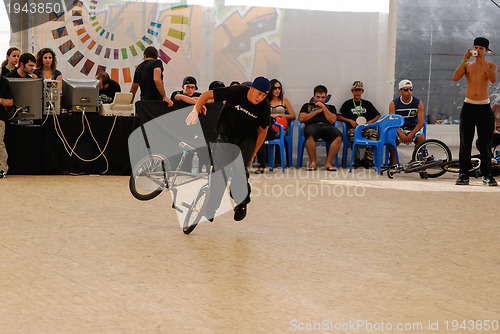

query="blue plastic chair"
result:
[296,120,339,169]
[285,119,295,167]
[265,122,286,172]
[338,121,351,168]
[383,119,427,165]
[349,114,404,173]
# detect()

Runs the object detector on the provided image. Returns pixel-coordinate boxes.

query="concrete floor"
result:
[1,168,498,333]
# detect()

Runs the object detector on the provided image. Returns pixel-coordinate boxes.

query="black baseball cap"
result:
[183,76,198,89]
[474,37,492,52]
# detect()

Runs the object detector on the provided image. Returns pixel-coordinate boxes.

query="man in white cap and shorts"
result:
[388,79,426,165]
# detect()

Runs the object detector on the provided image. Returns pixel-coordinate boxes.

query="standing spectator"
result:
[298,85,342,171]
[33,48,62,83]
[1,47,20,77]
[5,53,36,78]
[453,37,497,186]
[0,76,13,178]
[170,76,201,110]
[338,81,381,169]
[130,46,173,106]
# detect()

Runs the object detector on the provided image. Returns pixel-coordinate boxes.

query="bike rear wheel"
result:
[183,185,208,234]
[442,158,480,174]
[129,155,170,201]
[411,139,452,178]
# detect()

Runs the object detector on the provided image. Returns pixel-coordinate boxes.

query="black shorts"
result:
[303,122,342,143]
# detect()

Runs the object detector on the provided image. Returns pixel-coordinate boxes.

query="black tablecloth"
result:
[5,114,141,175]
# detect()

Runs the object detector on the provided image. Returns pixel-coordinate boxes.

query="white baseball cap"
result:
[398,79,413,90]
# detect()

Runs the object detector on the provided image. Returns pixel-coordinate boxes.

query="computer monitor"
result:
[5,77,44,121]
[62,78,99,112]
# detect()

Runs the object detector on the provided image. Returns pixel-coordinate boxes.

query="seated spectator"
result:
[170,76,201,110]
[298,85,342,171]
[5,53,36,78]
[230,81,240,86]
[32,48,62,83]
[337,81,381,169]
[255,79,296,173]
[1,47,20,77]
[388,79,426,164]
[0,75,13,178]
[96,72,121,104]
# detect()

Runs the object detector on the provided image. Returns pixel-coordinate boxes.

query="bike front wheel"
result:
[129,154,170,201]
[183,185,209,234]
[411,139,452,178]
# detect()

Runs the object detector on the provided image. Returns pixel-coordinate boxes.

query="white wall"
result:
[0,5,11,61]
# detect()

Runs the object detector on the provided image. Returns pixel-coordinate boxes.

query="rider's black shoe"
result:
[455,174,469,185]
[234,204,247,221]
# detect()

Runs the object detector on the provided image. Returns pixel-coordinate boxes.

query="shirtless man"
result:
[453,37,498,186]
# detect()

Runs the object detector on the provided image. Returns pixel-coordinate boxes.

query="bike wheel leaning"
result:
[129,154,170,201]
[411,139,452,178]
[183,185,208,234]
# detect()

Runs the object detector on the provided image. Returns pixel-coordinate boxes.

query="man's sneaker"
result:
[455,174,469,185]
[233,204,247,221]
[482,175,498,186]
[352,159,362,169]
[0,170,5,179]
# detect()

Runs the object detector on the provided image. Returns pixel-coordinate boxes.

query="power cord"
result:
[491,0,500,8]
[49,107,118,174]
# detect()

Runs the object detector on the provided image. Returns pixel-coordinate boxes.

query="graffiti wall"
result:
[26,1,396,111]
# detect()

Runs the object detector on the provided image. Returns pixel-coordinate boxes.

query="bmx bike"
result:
[381,139,452,179]
[441,146,500,177]
[129,141,211,234]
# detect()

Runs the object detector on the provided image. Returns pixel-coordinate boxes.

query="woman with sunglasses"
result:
[255,79,296,173]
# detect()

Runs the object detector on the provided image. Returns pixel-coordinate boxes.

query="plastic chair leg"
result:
[349,144,357,172]
[280,144,286,172]
[268,144,275,172]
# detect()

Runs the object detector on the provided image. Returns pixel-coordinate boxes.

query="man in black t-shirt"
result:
[0,76,13,178]
[186,77,271,222]
[130,46,173,106]
[338,81,381,168]
[96,72,121,103]
[5,53,36,79]
[298,85,342,171]
[170,76,201,110]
